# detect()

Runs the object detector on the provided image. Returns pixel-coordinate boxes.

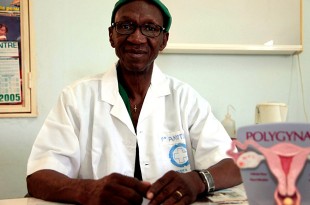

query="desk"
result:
[0,185,248,205]
[0,198,247,205]
[0,198,71,205]
[0,197,248,205]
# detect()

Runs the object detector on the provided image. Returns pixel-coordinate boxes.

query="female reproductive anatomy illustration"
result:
[228,139,310,205]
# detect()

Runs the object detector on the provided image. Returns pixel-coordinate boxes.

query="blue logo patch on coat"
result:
[169,143,189,167]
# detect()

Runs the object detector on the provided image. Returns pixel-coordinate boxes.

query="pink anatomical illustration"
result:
[228,140,310,205]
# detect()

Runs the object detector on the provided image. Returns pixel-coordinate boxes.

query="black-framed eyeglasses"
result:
[111,21,165,38]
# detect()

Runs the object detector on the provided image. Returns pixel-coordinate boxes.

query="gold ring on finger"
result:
[175,190,183,199]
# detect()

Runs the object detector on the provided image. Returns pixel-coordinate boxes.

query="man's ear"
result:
[159,32,169,51]
[108,27,115,48]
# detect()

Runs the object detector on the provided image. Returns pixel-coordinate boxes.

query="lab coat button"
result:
[143,161,150,167]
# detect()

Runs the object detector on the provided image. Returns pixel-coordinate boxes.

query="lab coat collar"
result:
[99,62,170,134]
[150,63,171,97]
[99,63,170,104]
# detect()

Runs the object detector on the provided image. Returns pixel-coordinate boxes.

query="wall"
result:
[0,0,309,199]
[165,0,301,45]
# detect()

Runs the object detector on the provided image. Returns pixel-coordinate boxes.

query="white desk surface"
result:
[0,198,247,205]
[0,198,71,205]
[0,185,247,205]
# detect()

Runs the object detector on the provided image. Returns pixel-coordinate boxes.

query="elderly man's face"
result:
[109,1,169,72]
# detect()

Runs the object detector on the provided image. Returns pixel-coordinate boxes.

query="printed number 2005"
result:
[0,94,21,102]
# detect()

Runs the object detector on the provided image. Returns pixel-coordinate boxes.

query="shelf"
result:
[162,43,303,55]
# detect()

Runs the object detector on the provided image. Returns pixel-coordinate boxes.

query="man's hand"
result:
[146,171,204,205]
[27,170,151,205]
[81,173,151,205]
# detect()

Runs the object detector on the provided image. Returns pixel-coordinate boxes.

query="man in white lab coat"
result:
[26,0,242,205]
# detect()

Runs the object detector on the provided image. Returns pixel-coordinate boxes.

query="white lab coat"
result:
[27,63,232,183]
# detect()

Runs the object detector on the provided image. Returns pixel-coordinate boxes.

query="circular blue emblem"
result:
[169,143,189,168]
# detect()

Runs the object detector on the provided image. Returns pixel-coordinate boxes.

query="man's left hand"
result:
[146,170,205,205]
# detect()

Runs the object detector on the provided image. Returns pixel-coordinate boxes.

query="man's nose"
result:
[127,27,147,43]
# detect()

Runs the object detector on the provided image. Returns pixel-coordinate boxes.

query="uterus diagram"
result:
[227,140,310,205]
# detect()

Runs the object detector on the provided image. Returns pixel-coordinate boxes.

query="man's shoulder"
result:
[76,73,105,83]
[165,75,195,93]
[68,65,117,89]
[68,72,110,89]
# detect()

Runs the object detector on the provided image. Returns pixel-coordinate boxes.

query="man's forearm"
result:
[27,169,88,204]
[207,158,242,191]
[27,169,151,205]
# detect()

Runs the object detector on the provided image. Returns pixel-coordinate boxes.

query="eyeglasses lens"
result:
[114,22,163,37]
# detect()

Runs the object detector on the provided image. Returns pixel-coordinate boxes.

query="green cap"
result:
[111,0,172,32]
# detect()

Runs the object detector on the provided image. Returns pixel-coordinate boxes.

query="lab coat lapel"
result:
[138,65,170,122]
[100,65,136,135]
[110,96,135,134]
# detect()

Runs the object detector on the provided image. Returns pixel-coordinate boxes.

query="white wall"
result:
[0,0,309,199]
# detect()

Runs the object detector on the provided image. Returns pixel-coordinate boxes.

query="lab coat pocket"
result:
[160,130,191,173]
[142,130,191,182]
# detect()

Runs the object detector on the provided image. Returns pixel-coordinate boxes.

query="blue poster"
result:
[0,0,20,41]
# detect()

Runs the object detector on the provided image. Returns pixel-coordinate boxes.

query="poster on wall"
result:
[0,0,22,105]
